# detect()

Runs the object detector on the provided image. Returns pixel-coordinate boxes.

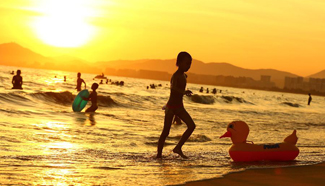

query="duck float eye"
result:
[220,121,299,162]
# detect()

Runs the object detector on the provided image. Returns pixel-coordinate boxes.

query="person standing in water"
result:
[76,72,86,91]
[12,70,23,89]
[308,93,312,105]
[83,83,99,112]
[157,51,195,159]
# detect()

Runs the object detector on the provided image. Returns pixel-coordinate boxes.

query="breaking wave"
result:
[282,102,300,107]
[190,94,215,104]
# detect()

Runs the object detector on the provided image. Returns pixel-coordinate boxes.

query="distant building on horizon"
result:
[284,76,325,93]
[104,67,277,90]
[261,75,271,83]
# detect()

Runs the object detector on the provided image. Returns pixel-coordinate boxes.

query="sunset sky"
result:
[0,0,324,76]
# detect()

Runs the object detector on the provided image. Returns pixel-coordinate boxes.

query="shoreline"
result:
[181,162,325,186]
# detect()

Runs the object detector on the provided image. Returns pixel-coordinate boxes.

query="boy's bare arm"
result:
[83,80,87,88]
[82,93,92,101]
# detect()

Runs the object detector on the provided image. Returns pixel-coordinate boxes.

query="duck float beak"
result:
[220,131,232,138]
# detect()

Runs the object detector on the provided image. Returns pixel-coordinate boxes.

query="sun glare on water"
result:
[31,0,97,48]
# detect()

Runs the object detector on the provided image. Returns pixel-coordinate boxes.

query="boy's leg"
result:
[157,108,174,158]
[85,105,98,112]
[173,108,196,158]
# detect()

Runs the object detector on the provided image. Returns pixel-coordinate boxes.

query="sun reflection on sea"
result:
[34,121,78,154]
[44,78,64,85]
[31,121,83,185]
[39,167,77,186]
[45,142,75,149]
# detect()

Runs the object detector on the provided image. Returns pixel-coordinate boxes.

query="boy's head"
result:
[91,83,99,90]
[176,51,192,72]
[17,70,21,75]
[77,72,81,78]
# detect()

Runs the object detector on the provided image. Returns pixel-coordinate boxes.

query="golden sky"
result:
[0,0,324,76]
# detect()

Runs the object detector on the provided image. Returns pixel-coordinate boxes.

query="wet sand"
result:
[182,162,325,186]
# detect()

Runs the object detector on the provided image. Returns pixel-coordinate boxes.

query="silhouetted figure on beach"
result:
[64,76,66,82]
[12,70,23,89]
[83,83,99,112]
[206,88,209,93]
[212,88,217,94]
[308,93,312,105]
[106,79,108,84]
[100,80,103,84]
[157,51,195,159]
[76,72,86,91]
[199,87,203,93]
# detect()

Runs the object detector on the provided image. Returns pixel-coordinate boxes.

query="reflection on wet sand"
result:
[158,161,197,185]
[87,113,96,126]
[74,112,96,126]
[75,113,87,124]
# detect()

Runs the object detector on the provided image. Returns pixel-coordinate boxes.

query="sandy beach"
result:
[182,162,325,186]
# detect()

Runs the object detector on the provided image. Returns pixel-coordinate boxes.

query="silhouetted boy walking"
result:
[157,52,195,159]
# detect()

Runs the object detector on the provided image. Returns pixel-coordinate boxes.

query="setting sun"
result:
[0,0,324,75]
[31,0,97,47]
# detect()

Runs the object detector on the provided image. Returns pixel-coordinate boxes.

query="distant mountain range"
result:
[307,70,325,79]
[99,59,302,87]
[1,42,324,88]
[0,42,100,74]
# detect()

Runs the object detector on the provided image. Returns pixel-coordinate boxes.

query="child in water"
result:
[157,51,195,159]
[76,72,86,91]
[308,93,312,105]
[12,70,23,89]
[83,83,99,112]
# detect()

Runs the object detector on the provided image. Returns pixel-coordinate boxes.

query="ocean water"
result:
[0,65,325,185]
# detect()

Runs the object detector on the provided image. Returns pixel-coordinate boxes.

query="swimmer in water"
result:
[12,70,23,89]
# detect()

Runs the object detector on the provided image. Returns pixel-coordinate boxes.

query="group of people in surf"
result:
[9,51,313,159]
[147,84,163,89]
[95,74,124,86]
[199,87,221,94]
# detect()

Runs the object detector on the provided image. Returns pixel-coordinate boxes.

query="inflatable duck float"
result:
[220,121,299,162]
